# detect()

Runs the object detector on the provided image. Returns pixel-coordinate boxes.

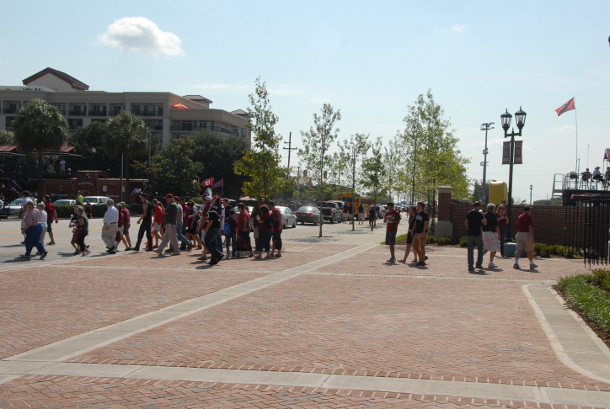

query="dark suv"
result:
[320,201,342,224]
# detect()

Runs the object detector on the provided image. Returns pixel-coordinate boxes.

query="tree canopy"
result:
[234,77,285,199]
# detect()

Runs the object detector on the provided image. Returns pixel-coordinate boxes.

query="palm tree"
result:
[12,99,69,196]
[103,111,149,201]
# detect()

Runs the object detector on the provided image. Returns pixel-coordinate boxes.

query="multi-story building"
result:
[0,67,251,147]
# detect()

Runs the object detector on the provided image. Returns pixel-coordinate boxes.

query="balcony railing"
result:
[133,110,163,117]
[2,108,18,114]
[169,125,238,135]
[67,110,86,116]
[88,111,107,116]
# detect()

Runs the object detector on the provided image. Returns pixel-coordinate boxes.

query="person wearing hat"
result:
[514,206,537,270]
[154,194,180,256]
[21,201,47,260]
[101,199,119,254]
[133,193,153,252]
[593,166,602,182]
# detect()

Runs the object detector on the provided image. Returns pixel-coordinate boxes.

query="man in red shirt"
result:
[514,206,537,270]
[43,195,58,245]
[383,203,401,263]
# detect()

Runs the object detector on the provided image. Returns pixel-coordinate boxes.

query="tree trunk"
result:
[37,152,43,199]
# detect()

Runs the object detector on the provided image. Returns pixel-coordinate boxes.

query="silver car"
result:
[276,206,297,229]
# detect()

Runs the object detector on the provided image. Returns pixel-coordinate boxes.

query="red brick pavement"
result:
[0,265,266,359]
[67,272,609,390]
[1,375,603,408]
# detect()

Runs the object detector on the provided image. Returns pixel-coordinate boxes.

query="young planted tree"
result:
[361,136,386,210]
[103,111,149,200]
[234,77,285,199]
[339,133,371,230]
[12,99,69,196]
[401,90,470,202]
[298,103,341,237]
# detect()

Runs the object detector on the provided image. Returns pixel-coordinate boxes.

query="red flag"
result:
[555,97,575,116]
[212,179,223,188]
[201,177,214,187]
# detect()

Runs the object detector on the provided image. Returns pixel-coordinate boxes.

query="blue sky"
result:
[2,1,609,202]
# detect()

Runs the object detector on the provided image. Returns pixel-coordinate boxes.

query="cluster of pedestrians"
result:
[384,202,430,266]
[465,202,536,271]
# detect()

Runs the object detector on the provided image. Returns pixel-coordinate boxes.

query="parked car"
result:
[276,206,297,229]
[82,196,110,205]
[321,201,342,223]
[295,206,321,225]
[6,198,36,215]
[53,199,76,206]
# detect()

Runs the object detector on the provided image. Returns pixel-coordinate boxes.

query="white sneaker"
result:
[488,262,497,269]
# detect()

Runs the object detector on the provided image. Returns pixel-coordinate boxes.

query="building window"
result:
[102,185,108,193]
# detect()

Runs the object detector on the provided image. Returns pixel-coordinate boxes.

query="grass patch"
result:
[556,269,610,346]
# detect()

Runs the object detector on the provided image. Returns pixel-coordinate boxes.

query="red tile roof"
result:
[22,68,89,91]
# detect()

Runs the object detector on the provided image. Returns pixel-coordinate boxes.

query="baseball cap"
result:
[165,193,174,199]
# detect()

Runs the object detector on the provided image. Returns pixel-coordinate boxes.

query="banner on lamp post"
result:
[514,140,523,164]
[502,142,510,164]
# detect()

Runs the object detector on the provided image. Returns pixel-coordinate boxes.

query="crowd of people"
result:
[17,191,287,265]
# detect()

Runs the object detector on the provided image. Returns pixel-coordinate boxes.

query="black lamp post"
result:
[501,107,527,241]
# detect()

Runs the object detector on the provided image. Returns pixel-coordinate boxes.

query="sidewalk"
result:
[0,223,609,408]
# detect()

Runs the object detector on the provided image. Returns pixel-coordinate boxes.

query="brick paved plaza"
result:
[0,218,609,408]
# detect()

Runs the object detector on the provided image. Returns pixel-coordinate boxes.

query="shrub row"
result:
[557,270,610,332]
[54,204,132,219]
[534,243,575,258]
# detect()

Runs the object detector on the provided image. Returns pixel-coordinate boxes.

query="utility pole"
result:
[480,122,495,203]
[283,132,297,170]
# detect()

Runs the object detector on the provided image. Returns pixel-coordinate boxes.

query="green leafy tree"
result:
[361,136,386,207]
[191,131,249,199]
[298,103,342,201]
[135,138,203,197]
[0,130,14,145]
[234,77,285,199]
[401,90,470,202]
[299,103,341,237]
[339,133,371,230]
[103,112,149,199]
[12,99,69,195]
[69,121,111,173]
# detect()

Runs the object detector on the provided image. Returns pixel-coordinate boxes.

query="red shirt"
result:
[44,202,56,221]
[516,213,533,233]
[385,209,401,233]
[153,205,163,224]
[257,212,274,233]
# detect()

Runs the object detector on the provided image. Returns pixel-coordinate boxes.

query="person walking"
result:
[154,194,181,256]
[42,195,58,245]
[465,201,487,271]
[255,204,273,259]
[73,205,90,256]
[21,201,47,260]
[237,202,254,257]
[357,204,364,224]
[101,199,119,254]
[496,205,509,258]
[269,201,283,258]
[383,202,401,263]
[202,196,224,265]
[224,208,238,258]
[514,206,537,270]
[119,202,133,250]
[133,193,153,252]
[482,203,501,269]
[412,202,429,267]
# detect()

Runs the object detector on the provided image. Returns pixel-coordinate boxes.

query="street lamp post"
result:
[530,184,533,205]
[501,107,527,242]
[480,122,495,203]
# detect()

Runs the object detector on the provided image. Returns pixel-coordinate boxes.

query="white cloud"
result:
[452,24,467,33]
[99,17,183,56]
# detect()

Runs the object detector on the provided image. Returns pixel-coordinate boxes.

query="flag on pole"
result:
[201,177,214,187]
[212,179,223,188]
[555,97,575,116]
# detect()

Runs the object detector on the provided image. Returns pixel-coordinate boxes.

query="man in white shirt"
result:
[101,199,119,254]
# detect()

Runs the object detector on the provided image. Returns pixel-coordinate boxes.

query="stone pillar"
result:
[436,185,453,239]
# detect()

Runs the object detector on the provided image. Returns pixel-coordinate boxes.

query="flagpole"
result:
[574,105,579,174]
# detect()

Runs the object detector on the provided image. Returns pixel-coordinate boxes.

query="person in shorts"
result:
[482,203,501,269]
[399,206,417,263]
[514,206,537,270]
[151,199,164,248]
[412,202,429,267]
[383,203,401,263]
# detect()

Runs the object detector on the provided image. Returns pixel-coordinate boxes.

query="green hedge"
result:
[54,204,132,219]
[557,270,610,332]
[534,243,575,258]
